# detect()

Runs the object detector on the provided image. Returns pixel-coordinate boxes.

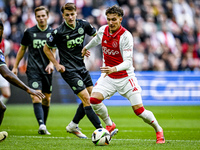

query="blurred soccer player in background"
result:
[82,5,165,144]
[12,6,56,135]
[0,19,45,142]
[43,3,103,139]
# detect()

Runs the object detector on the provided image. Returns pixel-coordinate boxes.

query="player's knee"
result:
[90,97,102,104]
[31,95,42,103]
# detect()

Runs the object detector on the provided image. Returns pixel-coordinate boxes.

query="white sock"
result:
[138,109,162,132]
[69,121,78,128]
[91,102,112,126]
[0,95,8,104]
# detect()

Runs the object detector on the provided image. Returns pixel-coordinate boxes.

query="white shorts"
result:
[92,74,142,106]
[0,74,10,88]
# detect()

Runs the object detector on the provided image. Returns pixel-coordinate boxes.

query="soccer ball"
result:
[92,128,111,146]
[0,131,8,142]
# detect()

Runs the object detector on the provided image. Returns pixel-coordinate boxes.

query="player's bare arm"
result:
[43,44,65,73]
[12,45,27,75]
[0,65,45,100]
[45,48,56,74]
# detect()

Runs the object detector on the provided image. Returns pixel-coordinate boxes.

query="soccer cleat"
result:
[156,130,165,144]
[0,131,8,142]
[110,128,118,137]
[66,125,87,139]
[106,122,116,133]
[38,124,51,135]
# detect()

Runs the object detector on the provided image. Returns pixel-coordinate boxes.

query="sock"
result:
[0,101,6,126]
[33,103,44,126]
[91,102,112,126]
[84,106,102,129]
[42,105,49,125]
[72,103,85,124]
[68,121,78,128]
[135,107,162,132]
[0,95,8,104]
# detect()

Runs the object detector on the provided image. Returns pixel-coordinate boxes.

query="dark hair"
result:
[34,6,49,16]
[105,5,124,17]
[61,3,76,13]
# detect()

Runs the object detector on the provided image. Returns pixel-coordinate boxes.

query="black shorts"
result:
[61,68,93,94]
[26,71,52,93]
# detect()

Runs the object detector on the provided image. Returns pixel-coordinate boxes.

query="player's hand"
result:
[55,64,65,73]
[81,47,90,57]
[27,88,45,100]
[100,66,117,77]
[45,63,54,74]
[12,67,18,76]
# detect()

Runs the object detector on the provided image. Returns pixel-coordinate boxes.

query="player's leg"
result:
[66,89,102,139]
[90,76,117,135]
[129,93,165,144]
[42,93,51,125]
[69,85,93,126]
[0,76,11,104]
[41,74,52,126]
[77,89,102,129]
[0,100,6,126]
[0,101,7,142]
[64,70,102,138]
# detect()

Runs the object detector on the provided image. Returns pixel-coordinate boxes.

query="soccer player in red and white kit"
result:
[82,5,165,144]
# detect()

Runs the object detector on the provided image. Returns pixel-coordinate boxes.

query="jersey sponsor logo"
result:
[102,46,119,55]
[78,28,84,34]
[0,54,5,62]
[33,39,46,48]
[32,82,39,88]
[67,35,84,48]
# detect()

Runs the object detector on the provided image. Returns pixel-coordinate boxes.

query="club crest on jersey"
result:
[112,41,118,48]
[78,28,84,34]
[0,54,5,62]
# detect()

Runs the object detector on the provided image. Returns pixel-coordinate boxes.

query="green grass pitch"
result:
[1,104,200,150]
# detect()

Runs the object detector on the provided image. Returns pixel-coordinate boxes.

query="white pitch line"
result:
[10,135,200,143]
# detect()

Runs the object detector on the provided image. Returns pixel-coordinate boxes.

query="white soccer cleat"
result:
[66,125,87,139]
[0,131,8,142]
[110,128,118,138]
[38,124,51,135]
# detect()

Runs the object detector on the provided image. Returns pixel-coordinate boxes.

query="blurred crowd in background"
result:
[0,0,200,73]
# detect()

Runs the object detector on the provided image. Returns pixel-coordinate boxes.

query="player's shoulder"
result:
[122,27,132,38]
[98,25,107,32]
[24,25,37,33]
[46,25,54,32]
[77,19,88,24]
